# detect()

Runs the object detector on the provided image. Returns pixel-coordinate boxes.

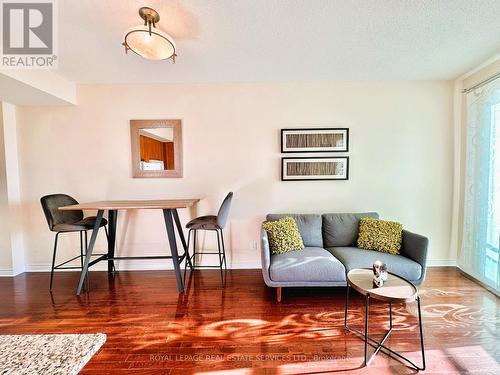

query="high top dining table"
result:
[59,199,200,295]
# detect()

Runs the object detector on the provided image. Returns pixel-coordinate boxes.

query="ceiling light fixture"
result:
[122,7,177,62]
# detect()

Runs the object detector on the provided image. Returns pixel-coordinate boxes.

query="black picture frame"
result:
[281,128,349,153]
[281,156,349,181]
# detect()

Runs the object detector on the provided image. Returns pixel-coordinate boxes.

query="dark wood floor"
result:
[0,268,498,374]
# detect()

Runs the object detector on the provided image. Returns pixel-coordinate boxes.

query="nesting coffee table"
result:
[344,268,426,371]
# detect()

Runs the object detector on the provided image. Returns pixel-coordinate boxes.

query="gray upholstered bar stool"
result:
[40,194,108,290]
[184,192,233,284]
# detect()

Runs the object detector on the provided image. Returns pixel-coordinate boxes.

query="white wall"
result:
[0,102,25,275]
[0,70,77,105]
[0,103,14,274]
[16,81,454,271]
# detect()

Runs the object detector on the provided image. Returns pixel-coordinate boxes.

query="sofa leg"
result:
[276,287,282,303]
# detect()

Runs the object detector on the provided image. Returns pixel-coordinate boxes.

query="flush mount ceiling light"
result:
[122,7,177,62]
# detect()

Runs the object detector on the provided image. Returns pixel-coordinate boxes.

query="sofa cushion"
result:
[270,247,346,282]
[322,212,379,247]
[263,217,305,254]
[357,218,402,255]
[326,246,422,282]
[266,214,323,247]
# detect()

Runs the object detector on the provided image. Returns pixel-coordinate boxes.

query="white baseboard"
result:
[427,259,457,267]
[0,269,14,277]
[0,268,25,276]
[25,260,261,272]
[0,269,25,277]
[25,262,167,272]
[23,259,457,273]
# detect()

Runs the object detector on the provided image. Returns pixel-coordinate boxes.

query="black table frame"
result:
[76,208,193,295]
[344,282,426,371]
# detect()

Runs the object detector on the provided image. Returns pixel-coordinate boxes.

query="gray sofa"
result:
[261,213,428,302]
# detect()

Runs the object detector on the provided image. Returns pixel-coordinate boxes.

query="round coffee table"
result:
[344,268,426,371]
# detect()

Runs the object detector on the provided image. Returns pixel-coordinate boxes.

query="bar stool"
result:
[40,194,108,290]
[184,192,233,284]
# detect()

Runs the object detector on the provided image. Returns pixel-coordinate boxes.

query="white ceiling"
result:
[57,0,500,83]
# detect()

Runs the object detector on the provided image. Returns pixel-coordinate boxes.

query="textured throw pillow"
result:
[357,218,402,255]
[263,216,305,254]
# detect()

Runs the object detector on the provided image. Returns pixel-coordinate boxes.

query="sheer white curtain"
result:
[460,77,500,294]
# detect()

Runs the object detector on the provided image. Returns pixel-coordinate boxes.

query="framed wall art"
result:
[281,157,349,181]
[281,128,349,153]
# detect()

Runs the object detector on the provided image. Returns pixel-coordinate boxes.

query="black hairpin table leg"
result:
[172,208,193,270]
[107,210,117,274]
[76,210,104,295]
[163,209,184,293]
[344,285,426,371]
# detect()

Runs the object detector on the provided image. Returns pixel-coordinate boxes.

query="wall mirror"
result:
[130,119,183,178]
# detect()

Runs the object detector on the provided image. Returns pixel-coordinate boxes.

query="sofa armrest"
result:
[401,229,429,284]
[260,226,274,286]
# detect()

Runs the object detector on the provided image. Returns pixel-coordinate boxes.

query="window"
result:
[460,77,500,294]
[485,103,500,284]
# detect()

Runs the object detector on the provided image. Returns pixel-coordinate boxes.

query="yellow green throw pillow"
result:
[357,218,402,255]
[263,217,305,254]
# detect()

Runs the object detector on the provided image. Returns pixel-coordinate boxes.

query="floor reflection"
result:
[0,269,498,374]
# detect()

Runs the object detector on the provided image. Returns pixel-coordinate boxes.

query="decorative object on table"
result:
[40,194,109,291]
[0,333,106,375]
[357,217,402,254]
[281,128,349,153]
[263,216,305,254]
[372,260,388,287]
[281,157,349,181]
[345,269,425,370]
[130,119,183,178]
[185,192,234,286]
[122,7,177,62]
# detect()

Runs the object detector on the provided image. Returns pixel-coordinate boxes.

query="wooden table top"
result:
[59,199,200,211]
[347,268,418,303]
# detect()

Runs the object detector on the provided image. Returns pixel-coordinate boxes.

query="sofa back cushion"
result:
[266,214,323,247]
[322,212,379,247]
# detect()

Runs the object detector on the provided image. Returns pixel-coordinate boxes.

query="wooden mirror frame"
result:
[130,119,183,178]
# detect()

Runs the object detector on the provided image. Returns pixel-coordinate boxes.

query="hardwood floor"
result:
[0,268,498,374]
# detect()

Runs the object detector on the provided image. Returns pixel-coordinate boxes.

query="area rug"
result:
[0,333,106,375]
